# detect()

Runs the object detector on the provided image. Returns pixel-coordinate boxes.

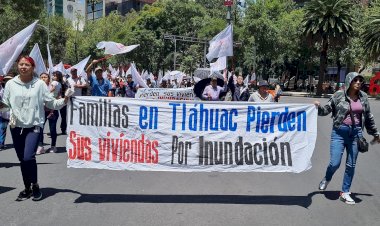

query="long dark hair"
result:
[53,71,65,97]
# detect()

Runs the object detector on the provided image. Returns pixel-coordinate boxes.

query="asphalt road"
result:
[1,96,380,226]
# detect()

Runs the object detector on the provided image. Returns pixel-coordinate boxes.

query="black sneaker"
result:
[32,184,42,201]
[16,188,32,201]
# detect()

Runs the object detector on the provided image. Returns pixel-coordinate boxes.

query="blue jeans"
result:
[0,117,9,146]
[39,110,59,147]
[325,125,362,192]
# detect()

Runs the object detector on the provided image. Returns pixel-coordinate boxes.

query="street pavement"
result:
[1,96,380,226]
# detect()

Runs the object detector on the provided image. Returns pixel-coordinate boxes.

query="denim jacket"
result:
[318,72,379,137]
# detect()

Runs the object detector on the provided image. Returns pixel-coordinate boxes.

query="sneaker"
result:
[36,146,45,155]
[340,192,355,205]
[16,188,32,201]
[32,184,42,201]
[48,147,57,153]
[319,178,330,191]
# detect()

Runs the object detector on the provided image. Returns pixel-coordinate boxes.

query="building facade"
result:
[104,0,156,16]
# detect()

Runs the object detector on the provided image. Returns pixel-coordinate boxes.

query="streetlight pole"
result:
[37,24,50,46]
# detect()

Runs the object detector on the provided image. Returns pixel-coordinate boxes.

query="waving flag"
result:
[129,63,148,88]
[53,62,65,74]
[29,43,47,76]
[206,25,233,61]
[47,44,54,76]
[96,41,139,55]
[0,21,38,75]
[210,56,227,72]
[66,55,90,77]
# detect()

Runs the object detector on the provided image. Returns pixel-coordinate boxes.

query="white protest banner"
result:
[96,41,139,55]
[206,24,233,61]
[67,97,318,173]
[29,43,47,76]
[210,56,227,72]
[136,88,199,100]
[0,21,38,75]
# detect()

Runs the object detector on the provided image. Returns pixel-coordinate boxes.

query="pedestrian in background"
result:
[0,75,13,150]
[315,72,380,205]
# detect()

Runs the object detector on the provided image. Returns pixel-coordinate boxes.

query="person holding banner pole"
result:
[314,72,380,205]
[1,56,73,201]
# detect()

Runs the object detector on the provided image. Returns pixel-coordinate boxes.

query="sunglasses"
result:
[353,77,363,83]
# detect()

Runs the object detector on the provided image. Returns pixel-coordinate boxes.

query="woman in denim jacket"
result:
[314,72,380,205]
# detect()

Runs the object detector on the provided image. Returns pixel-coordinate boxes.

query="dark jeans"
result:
[39,110,59,147]
[10,127,40,188]
[60,105,67,133]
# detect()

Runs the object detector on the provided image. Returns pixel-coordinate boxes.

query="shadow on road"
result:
[56,147,67,153]
[0,162,55,168]
[36,188,373,208]
[73,192,325,208]
[0,186,15,195]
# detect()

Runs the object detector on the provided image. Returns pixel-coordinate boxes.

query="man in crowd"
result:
[202,77,228,101]
[229,75,250,101]
[125,74,138,98]
[67,68,87,96]
[248,80,274,102]
[152,74,159,88]
[86,60,112,97]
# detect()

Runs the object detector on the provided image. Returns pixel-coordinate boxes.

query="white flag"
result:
[46,44,54,76]
[0,21,38,75]
[251,72,256,81]
[29,43,47,76]
[210,56,227,72]
[96,41,139,55]
[130,63,148,88]
[244,74,250,86]
[206,24,233,61]
[66,55,90,77]
[53,62,65,74]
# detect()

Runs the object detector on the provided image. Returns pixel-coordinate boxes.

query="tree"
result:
[362,2,380,63]
[242,0,303,80]
[303,0,355,95]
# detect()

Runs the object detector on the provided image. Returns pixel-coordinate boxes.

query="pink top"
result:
[343,99,363,126]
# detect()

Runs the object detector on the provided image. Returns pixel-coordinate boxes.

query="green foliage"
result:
[362,2,380,62]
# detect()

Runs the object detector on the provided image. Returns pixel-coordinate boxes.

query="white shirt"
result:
[67,77,87,96]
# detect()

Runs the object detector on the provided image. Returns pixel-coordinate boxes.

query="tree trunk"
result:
[316,36,328,96]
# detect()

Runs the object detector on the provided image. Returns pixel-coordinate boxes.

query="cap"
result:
[258,80,269,87]
[94,67,103,73]
[211,77,218,81]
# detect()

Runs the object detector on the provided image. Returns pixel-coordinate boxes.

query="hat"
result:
[94,67,103,73]
[211,77,218,81]
[258,80,269,87]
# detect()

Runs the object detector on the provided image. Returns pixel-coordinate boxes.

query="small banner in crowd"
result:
[67,97,317,173]
[135,88,199,100]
